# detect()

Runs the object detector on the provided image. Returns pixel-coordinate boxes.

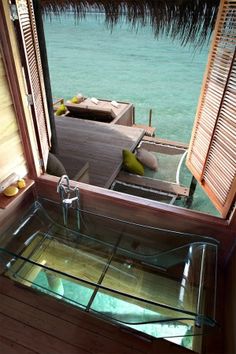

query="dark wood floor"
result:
[55,117,145,188]
[0,276,193,354]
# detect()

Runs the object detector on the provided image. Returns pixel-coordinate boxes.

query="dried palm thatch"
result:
[40,0,220,46]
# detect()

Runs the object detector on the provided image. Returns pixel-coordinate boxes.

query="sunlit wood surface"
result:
[0,52,27,184]
[55,117,144,188]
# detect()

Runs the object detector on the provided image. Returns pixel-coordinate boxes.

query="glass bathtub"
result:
[0,199,218,349]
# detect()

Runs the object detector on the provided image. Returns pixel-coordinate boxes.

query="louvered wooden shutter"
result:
[15,0,51,169]
[187,0,236,218]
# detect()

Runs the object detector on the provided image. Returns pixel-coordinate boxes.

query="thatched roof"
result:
[40,0,220,46]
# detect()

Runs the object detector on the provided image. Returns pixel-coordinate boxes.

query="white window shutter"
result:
[187,0,236,218]
[16,0,51,169]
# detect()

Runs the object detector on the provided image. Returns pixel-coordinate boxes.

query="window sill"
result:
[0,178,35,209]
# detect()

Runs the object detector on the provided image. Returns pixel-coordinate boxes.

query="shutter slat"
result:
[16,0,51,169]
[187,0,236,218]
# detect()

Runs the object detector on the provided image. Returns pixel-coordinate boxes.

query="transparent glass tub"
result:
[0,199,218,348]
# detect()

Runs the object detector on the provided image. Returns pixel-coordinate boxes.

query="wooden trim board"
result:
[116,171,190,196]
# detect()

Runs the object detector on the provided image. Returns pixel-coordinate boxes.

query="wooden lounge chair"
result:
[65,103,116,123]
[112,137,190,205]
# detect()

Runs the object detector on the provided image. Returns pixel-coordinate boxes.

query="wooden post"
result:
[149,109,152,127]
[132,106,135,125]
[185,176,198,208]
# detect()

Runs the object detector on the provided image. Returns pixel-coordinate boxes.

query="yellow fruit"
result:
[71,96,79,104]
[3,185,19,197]
[17,179,26,189]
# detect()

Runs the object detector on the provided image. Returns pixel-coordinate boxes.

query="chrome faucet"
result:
[57,175,80,229]
[57,174,70,190]
[62,186,80,208]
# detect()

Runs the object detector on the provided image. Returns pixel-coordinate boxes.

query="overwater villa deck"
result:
[53,114,190,206]
[52,93,191,201]
[55,117,145,188]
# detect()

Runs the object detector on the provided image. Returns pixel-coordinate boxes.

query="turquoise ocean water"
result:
[44,13,219,216]
[44,13,209,143]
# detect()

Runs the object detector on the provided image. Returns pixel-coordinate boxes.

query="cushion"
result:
[55,104,67,116]
[136,148,158,171]
[71,96,79,104]
[46,153,67,177]
[66,103,116,120]
[122,149,144,176]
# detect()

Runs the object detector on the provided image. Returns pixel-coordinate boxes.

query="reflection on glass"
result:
[0,199,218,350]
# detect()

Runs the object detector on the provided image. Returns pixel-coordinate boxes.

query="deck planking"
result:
[55,117,144,188]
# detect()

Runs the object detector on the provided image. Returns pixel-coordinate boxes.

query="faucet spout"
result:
[56,175,80,229]
[57,174,70,193]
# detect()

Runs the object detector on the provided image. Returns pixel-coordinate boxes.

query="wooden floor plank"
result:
[0,294,143,354]
[0,312,84,354]
[0,277,150,352]
[0,335,38,354]
[0,276,194,354]
[0,288,145,354]
[55,118,144,188]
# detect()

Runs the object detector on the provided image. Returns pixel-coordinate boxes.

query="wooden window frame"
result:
[1,0,236,238]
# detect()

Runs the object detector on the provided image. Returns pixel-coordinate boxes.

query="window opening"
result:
[14,0,236,219]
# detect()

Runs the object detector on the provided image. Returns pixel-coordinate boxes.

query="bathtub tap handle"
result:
[62,196,78,206]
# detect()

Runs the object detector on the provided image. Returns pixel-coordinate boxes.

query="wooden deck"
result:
[0,276,194,354]
[132,124,156,137]
[55,117,145,188]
